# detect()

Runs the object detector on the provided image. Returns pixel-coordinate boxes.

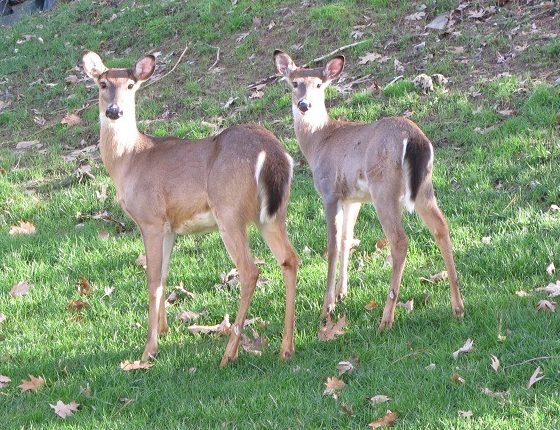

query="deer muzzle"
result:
[105,104,123,120]
[297,99,311,113]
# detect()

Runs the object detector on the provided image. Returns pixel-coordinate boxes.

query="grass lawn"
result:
[1,0,560,428]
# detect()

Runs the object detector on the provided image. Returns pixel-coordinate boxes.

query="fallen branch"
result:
[248,39,372,89]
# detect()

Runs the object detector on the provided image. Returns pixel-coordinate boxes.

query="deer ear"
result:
[82,51,107,79]
[133,55,156,82]
[323,56,345,82]
[274,50,296,77]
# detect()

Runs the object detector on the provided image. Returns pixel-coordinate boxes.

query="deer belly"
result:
[175,211,218,234]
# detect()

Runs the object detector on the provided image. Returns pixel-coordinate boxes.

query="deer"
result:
[82,50,298,367]
[273,50,464,330]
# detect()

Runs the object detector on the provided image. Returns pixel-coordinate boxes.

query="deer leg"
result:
[260,219,299,361]
[415,193,464,318]
[218,224,259,368]
[321,199,343,318]
[158,231,176,335]
[335,202,361,301]
[140,226,165,361]
[371,194,408,332]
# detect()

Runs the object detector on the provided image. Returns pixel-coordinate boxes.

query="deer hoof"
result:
[453,306,465,319]
[336,290,348,302]
[320,303,336,319]
[158,324,169,335]
[279,343,295,361]
[141,346,157,362]
[378,318,394,332]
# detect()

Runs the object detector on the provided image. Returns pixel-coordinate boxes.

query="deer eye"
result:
[292,81,298,88]
[99,81,107,89]
[128,83,134,90]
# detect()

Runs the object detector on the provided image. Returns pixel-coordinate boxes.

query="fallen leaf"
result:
[394,58,404,74]
[10,281,33,298]
[351,30,364,40]
[481,236,492,244]
[534,281,560,297]
[15,140,41,150]
[546,263,555,276]
[468,8,486,19]
[323,376,345,397]
[336,360,356,376]
[397,299,413,312]
[527,366,544,388]
[376,238,388,250]
[178,310,201,323]
[451,373,465,384]
[240,329,266,355]
[536,300,556,312]
[405,11,426,21]
[50,400,79,419]
[236,32,250,43]
[267,20,276,30]
[65,75,79,84]
[166,282,196,305]
[9,220,36,235]
[79,383,91,397]
[453,338,474,359]
[515,289,528,297]
[136,253,147,270]
[67,300,90,312]
[425,363,436,371]
[96,184,107,202]
[369,410,398,428]
[18,375,45,392]
[339,402,354,416]
[480,387,508,398]
[364,299,379,310]
[187,314,231,335]
[426,12,449,30]
[103,286,115,298]
[498,109,515,117]
[77,277,91,295]
[318,315,347,341]
[358,52,383,65]
[98,230,110,240]
[61,113,81,126]
[0,375,11,388]
[412,73,433,94]
[458,410,473,418]
[490,355,500,372]
[369,395,391,405]
[120,360,153,371]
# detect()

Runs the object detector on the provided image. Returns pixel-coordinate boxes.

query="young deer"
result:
[274,50,464,329]
[82,51,298,367]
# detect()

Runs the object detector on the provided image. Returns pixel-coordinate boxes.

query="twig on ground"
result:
[503,356,556,370]
[208,46,220,71]
[247,39,371,89]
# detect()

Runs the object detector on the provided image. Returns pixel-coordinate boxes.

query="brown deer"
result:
[82,51,298,367]
[273,50,464,330]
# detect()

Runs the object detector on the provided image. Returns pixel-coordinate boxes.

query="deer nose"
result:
[297,99,311,113]
[105,104,123,120]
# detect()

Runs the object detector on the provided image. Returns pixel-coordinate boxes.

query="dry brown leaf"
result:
[67,300,90,312]
[458,410,473,418]
[369,395,391,405]
[453,338,474,359]
[339,402,354,416]
[0,375,11,388]
[364,299,379,310]
[178,310,201,323]
[534,281,560,297]
[468,8,486,19]
[536,300,556,312]
[336,359,357,376]
[9,221,36,235]
[50,400,79,419]
[187,314,231,335]
[420,271,448,284]
[18,375,45,392]
[318,315,347,341]
[451,373,465,384]
[10,281,33,298]
[166,282,196,305]
[98,230,110,240]
[61,113,81,126]
[358,52,383,65]
[490,355,500,372]
[527,366,544,388]
[405,11,426,21]
[120,360,153,371]
[65,75,79,84]
[323,376,345,397]
[397,299,414,313]
[135,253,147,270]
[77,277,91,295]
[480,387,508,398]
[369,410,398,428]
[376,238,388,250]
[240,329,266,355]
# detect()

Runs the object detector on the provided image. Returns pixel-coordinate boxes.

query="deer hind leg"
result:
[370,187,408,332]
[140,226,166,361]
[259,218,299,361]
[335,202,361,302]
[217,221,259,368]
[321,199,343,318]
[414,188,464,318]
[158,231,176,335]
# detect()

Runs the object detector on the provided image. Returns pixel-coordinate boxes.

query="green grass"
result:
[1,0,560,428]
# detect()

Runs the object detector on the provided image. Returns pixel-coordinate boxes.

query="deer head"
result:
[273,50,344,117]
[82,51,155,122]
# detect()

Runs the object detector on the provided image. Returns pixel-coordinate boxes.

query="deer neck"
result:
[293,104,330,159]
[99,108,141,179]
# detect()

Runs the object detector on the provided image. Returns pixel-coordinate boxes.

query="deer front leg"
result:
[321,199,343,318]
[140,226,165,361]
[335,202,361,302]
